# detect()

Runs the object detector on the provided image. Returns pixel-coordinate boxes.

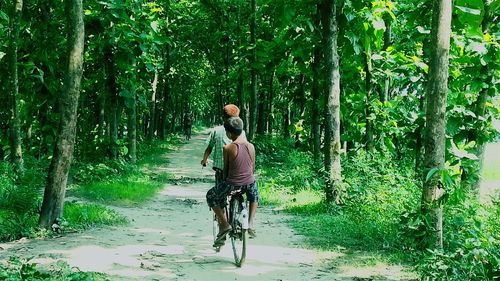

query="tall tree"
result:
[248,0,257,140]
[236,0,247,133]
[421,0,452,249]
[126,61,137,164]
[311,3,322,169]
[7,0,24,175]
[321,0,342,204]
[463,0,496,192]
[39,0,84,228]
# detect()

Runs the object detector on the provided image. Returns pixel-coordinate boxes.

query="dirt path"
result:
[0,132,416,281]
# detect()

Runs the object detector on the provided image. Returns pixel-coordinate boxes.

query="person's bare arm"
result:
[223,145,229,180]
[201,130,216,166]
[248,143,256,173]
[201,146,213,166]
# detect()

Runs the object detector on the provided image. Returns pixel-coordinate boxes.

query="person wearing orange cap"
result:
[207,117,258,247]
[201,104,246,187]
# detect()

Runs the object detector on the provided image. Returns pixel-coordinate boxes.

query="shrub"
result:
[416,197,499,280]
[0,257,108,280]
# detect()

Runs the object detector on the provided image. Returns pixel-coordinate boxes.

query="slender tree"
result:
[248,0,257,140]
[311,3,322,168]
[104,44,119,159]
[421,0,452,249]
[381,13,392,103]
[127,61,138,163]
[236,0,246,133]
[463,0,495,192]
[364,49,374,151]
[321,0,342,204]
[39,0,84,228]
[7,0,24,176]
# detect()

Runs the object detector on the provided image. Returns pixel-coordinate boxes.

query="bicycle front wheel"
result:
[229,198,247,267]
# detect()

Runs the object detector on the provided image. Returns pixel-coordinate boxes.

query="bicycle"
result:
[212,188,249,267]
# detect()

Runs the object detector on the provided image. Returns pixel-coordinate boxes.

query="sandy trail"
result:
[0,132,416,281]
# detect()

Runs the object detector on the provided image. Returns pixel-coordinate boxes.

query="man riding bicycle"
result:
[206,117,259,247]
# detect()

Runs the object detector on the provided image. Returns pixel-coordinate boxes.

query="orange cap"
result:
[223,104,240,117]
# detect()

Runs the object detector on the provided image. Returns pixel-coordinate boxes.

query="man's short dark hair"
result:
[224,117,243,136]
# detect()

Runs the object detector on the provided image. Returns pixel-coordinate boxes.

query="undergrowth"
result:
[256,135,498,280]
[0,257,108,281]
[0,137,180,243]
[256,136,418,253]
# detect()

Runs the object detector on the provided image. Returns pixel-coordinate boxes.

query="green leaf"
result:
[455,5,481,15]
[416,26,430,34]
[119,89,133,98]
[467,42,488,55]
[384,137,396,153]
[451,142,479,160]
[455,0,484,28]
[426,167,440,182]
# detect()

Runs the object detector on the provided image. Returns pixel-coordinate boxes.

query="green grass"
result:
[259,179,325,213]
[71,137,180,206]
[137,137,181,167]
[64,202,127,229]
[73,179,163,206]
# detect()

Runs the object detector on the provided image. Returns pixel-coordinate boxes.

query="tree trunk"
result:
[127,91,137,163]
[421,0,452,250]
[104,45,119,159]
[248,0,257,141]
[98,86,106,142]
[364,51,374,151]
[268,70,275,134]
[311,3,322,169]
[381,14,392,102]
[415,95,425,173]
[283,101,290,139]
[148,70,158,141]
[462,1,493,192]
[237,0,246,132]
[321,0,342,204]
[225,37,230,98]
[126,58,137,163]
[257,75,267,135]
[39,0,84,228]
[7,0,24,176]
[161,46,171,138]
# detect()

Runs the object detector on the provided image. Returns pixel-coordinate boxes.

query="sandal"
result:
[213,226,232,247]
[248,228,256,239]
[213,236,226,247]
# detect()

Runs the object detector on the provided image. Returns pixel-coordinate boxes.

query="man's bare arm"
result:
[201,146,213,166]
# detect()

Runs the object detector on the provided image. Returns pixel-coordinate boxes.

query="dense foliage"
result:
[256,136,499,279]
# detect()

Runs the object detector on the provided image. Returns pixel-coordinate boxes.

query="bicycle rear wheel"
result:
[229,198,247,267]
